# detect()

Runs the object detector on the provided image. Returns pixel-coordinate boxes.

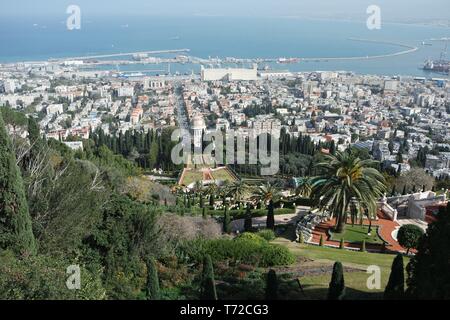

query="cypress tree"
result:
[339,238,345,249]
[361,240,366,252]
[328,262,345,300]
[402,185,407,195]
[27,116,41,145]
[209,194,214,207]
[223,207,231,233]
[0,112,36,255]
[391,185,396,196]
[244,206,252,232]
[200,255,218,300]
[200,195,204,208]
[146,257,160,300]
[384,254,404,300]
[265,269,278,300]
[319,234,324,246]
[202,207,207,219]
[298,232,304,244]
[266,200,275,230]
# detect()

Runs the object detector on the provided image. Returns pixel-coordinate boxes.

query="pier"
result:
[48,49,190,62]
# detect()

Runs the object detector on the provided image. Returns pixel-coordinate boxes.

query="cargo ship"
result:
[423,59,450,74]
[277,57,300,64]
[423,41,449,74]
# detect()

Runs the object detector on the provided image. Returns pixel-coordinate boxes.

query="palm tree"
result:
[252,181,282,207]
[226,180,250,207]
[295,177,312,198]
[311,149,387,233]
[193,180,204,195]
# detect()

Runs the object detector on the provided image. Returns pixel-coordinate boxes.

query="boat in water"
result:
[423,59,450,74]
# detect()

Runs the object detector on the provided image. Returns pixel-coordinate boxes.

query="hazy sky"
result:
[1,0,449,22]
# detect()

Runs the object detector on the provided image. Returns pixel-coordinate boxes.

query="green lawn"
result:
[180,170,203,186]
[211,168,237,182]
[274,239,405,269]
[329,225,384,245]
[272,239,410,299]
[299,272,386,299]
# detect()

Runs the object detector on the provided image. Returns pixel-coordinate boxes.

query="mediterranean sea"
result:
[0,15,448,77]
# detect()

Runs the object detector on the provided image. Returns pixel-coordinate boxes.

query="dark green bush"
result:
[182,237,294,267]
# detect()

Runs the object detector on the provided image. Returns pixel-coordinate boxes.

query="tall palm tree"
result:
[311,149,387,233]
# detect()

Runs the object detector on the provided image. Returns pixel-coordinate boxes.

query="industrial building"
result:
[201,64,258,81]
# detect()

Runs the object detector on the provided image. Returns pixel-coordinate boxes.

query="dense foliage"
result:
[182,236,295,267]
[0,112,36,255]
[406,204,450,299]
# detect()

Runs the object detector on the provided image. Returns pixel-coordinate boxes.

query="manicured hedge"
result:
[182,236,295,267]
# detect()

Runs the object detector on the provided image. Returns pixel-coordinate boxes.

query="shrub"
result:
[258,243,295,266]
[237,232,266,244]
[257,229,276,241]
[397,224,424,254]
[182,237,295,267]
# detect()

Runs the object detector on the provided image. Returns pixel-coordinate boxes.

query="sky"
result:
[1,0,449,22]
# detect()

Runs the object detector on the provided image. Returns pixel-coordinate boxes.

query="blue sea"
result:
[1,15,449,77]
